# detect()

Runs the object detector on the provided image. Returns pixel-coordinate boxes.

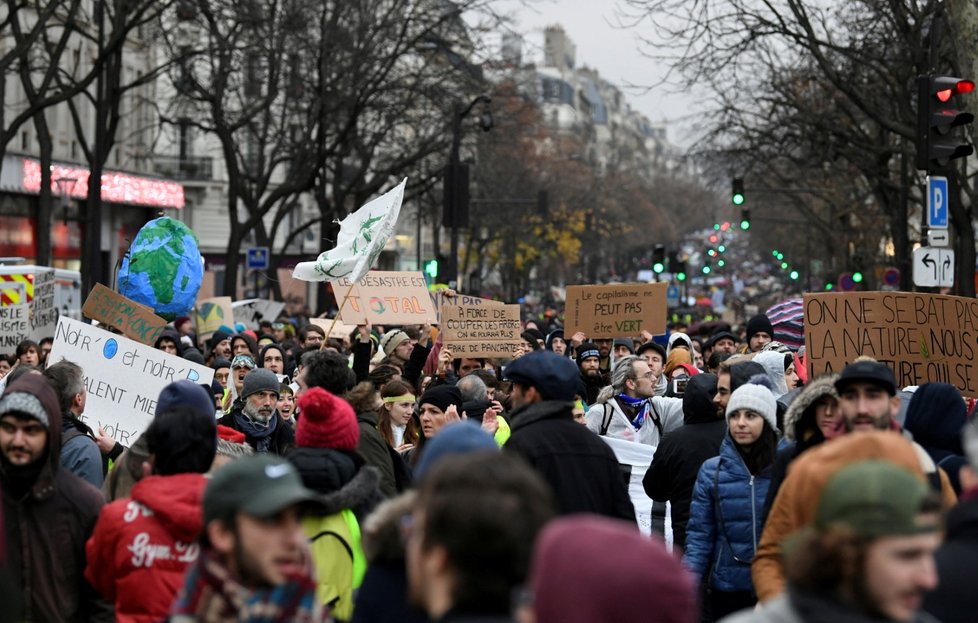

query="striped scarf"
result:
[170,549,325,623]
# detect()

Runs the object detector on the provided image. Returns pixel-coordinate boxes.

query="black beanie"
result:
[419,384,463,413]
[746,314,774,343]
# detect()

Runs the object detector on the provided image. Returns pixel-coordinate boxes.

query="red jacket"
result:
[85,473,206,623]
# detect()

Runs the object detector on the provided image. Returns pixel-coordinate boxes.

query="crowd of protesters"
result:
[0,305,975,623]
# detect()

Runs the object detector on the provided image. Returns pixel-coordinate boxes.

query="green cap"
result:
[204,455,323,525]
[815,460,934,538]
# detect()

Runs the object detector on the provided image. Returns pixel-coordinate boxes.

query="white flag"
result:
[293,178,406,282]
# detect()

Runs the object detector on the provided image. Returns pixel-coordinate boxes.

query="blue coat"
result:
[682,434,775,593]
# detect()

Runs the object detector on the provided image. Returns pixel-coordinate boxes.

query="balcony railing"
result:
[154,155,213,181]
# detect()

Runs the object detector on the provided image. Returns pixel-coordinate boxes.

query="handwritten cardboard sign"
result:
[441,300,522,358]
[0,304,30,350]
[333,271,437,325]
[564,283,668,338]
[804,291,978,395]
[195,296,235,339]
[429,289,504,322]
[83,283,166,345]
[49,316,215,445]
[30,269,57,341]
[232,299,286,330]
[309,317,359,340]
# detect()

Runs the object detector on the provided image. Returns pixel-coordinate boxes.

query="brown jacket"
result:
[752,430,956,602]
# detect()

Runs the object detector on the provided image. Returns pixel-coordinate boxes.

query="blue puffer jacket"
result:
[682,434,775,593]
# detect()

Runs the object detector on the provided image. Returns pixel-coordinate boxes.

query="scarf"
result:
[170,549,324,623]
[234,410,279,454]
[616,394,651,430]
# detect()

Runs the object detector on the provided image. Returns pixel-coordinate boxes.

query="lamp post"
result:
[444,95,492,289]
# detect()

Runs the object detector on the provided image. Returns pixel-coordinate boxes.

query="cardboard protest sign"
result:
[309,317,358,340]
[805,291,978,395]
[82,283,166,345]
[49,316,214,445]
[195,296,235,339]
[564,283,668,338]
[333,271,437,325]
[0,304,30,350]
[30,269,57,341]
[441,299,522,358]
[232,299,286,330]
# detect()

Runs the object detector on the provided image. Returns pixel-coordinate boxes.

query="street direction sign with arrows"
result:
[913,246,954,287]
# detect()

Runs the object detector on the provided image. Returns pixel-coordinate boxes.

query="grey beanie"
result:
[241,368,281,399]
[725,379,777,432]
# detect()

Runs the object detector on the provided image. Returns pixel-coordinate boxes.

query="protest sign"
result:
[429,289,503,322]
[30,269,57,341]
[805,291,978,395]
[603,437,664,540]
[49,316,214,445]
[232,299,286,330]
[195,296,235,339]
[333,271,437,325]
[82,283,166,345]
[0,304,30,351]
[564,283,668,338]
[441,300,522,358]
[309,317,358,340]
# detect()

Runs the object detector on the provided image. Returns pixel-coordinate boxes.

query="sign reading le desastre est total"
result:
[804,291,978,395]
[564,282,668,339]
[332,271,438,325]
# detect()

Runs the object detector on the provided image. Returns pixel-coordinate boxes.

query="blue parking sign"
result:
[246,247,269,270]
[927,176,948,229]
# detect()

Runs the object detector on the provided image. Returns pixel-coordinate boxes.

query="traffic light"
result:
[717,259,726,267]
[652,245,665,273]
[731,178,745,205]
[442,164,470,227]
[852,271,864,284]
[674,259,687,281]
[916,74,975,170]
[717,244,726,253]
[789,270,799,280]
[702,265,711,274]
[424,258,440,280]
[739,208,750,230]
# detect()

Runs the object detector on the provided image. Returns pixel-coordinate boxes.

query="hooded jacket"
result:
[667,332,694,355]
[683,433,776,592]
[643,373,725,550]
[751,351,790,398]
[0,374,112,622]
[505,400,635,521]
[85,473,206,623]
[903,383,967,465]
[154,329,185,356]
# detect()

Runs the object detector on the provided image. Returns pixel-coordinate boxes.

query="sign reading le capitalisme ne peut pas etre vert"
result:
[564,283,668,339]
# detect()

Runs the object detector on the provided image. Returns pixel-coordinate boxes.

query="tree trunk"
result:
[34,112,53,266]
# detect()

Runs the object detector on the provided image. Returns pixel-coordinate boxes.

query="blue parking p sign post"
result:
[927,176,948,229]
[246,247,269,270]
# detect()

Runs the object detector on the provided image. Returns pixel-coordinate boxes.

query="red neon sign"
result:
[22,159,185,209]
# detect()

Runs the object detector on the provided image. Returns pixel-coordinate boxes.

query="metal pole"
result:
[448,104,462,290]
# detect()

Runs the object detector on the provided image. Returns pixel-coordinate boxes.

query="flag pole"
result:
[321,280,357,351]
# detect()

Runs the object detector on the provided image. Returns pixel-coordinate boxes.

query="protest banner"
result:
[429,289,504,322]
[194,296,235,339]
[0,304,30,351]
[804,291,978,395]
[441,299,522,358]
[30,268,57,341]
[564,282,668,338]
[232,299,286,330]
[602,437,665,540]
[309,317,358,340]
[332,271,438,325]
[49,316,214,445]
[82,283,166,345]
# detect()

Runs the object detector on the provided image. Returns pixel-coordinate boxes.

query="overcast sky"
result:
[499,0,696,148]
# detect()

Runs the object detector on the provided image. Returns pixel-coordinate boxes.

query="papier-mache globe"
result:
[118,217,204,320]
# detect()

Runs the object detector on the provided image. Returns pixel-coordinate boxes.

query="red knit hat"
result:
[296,387,360,450]
[216,425,247,444]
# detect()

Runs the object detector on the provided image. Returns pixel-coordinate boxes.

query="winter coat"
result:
[684,434,775,593]
[1,374,112,623]
[505,400,634,521]
[289,446,383,621]
[644,373,725,550]
[752,431,955,603]
[903,382,967,465]
[217,401,295,456]
[85,473,206,623]
[921,494,978,623]
[61,414,105,488]
[356,410,398,498]
[584,395,684,448]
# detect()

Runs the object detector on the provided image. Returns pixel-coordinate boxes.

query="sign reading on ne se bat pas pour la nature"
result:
[804,291,978,395]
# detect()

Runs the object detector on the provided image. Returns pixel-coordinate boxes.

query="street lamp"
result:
[444,94,492,289]
[55,177,78,225]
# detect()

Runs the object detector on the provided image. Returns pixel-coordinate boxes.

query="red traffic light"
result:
[933,77,975,102]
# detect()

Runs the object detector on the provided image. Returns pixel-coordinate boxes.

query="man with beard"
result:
[577,342,605,405]
[169,455,326,622]
[219,369,295,456]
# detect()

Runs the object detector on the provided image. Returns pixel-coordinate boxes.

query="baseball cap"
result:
[815,460,935,537]
[204,455,323,524]
[707,331,737,349]
[834,360,896,396]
